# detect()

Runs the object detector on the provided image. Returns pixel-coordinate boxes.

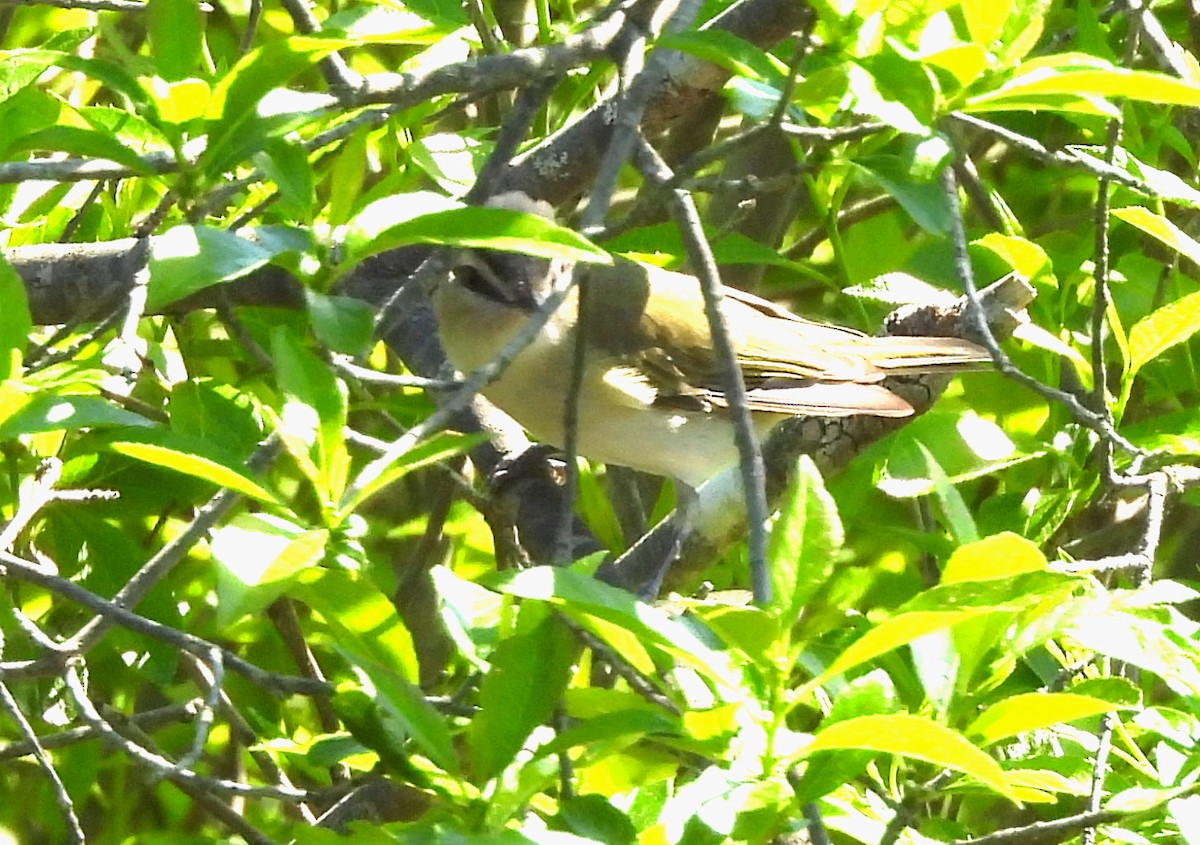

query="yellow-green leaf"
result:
[1113,206,1200,266]
[967,692,1134,745]
[109,440,278,504]
[1127,288,1200,376]
[803,714,1015,799]
[943,533,1048,583]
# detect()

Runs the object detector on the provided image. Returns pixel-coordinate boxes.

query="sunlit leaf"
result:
[943,533,1047,583]
[211,513,326,627]
[106,431,278,504]
[341,192,610,267]
[147,225,297,310]
[0,394,155,437]
[769,455,843,627]
[0,258,31,383]
[968,692,1137,745]
[803,714,1015,799]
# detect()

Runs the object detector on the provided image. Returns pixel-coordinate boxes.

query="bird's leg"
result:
[488,444,603,566]
[598,482,697,598]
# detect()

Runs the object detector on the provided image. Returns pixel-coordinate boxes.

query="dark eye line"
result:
[456,265,501,300]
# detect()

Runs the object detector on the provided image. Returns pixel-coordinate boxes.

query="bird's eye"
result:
[453,251,540,308]
[455,264,502,301]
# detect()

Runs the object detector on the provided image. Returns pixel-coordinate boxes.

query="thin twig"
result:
[0,678,86,844]
[0,550,330,696]
[949,810,1120,845]
[63,437,280,654]
[277,0,361,92]
[635,136,771,605]
[0,458,63,552]
[63,664,319,801]
[1083,712,1116,845]
[110,703,287,845]
[181,651,322,821]
[939,163,1142,457]
[0,700,200,761]
[950,112,1151,195]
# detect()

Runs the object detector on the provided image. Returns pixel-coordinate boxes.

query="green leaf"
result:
[1107,784,1195,814]
[325,4,453,42]
[916,441,978,545]
[467,604,578,783]
[258,138,316,219]
[968,63,1200,112]
[202,35,350,176]
[8,126,155,176]
[855,157,952,235]
[0,258,32,383]
[902,570,1083,614]
[148,225,282,310]
[305,290,376,357]
[535,706,680,762]
[1064,605,1200,697]
[210,512,327,627]
[789,671,897,803]
[1073,147,1200,208]
[1113,206,1200,267]
[659,30,787,82]
[0,394,155,438]
[408,132,487,196]
[1126,291,1200,377]
[147,0,203,80]
[803,714,1015,799]
[816,609,993,685]
[844,62,926,133]
[431,565,504,672]
[0,88,60,159]
[105,430,279,504]
[148,76,211,126]
[879,412,1029,498]
[298,568,421,686]
[338,430,483,516]
[965,91,1118,117]
[316,600,456,773]
[168,380,263,455]
[557,794,638,845]
[768,455,843,627]
[51,53,160,124]
[341,192,611,268]
[972,233,1054,283]
[967,692,1137,746]
[332,687,446,783]
[326,122,371,227]
[943,533,1048,583]
[271,327,349,505]
[494,566,741,692]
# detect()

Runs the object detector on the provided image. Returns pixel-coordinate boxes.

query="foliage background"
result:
[2,0,1200,843]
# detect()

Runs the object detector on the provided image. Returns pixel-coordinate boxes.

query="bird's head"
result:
[447,192,558,312]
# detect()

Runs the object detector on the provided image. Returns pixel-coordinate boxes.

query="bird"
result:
[431,192,990,489]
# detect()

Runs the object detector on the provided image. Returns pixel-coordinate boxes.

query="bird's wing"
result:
[579,259,980,417]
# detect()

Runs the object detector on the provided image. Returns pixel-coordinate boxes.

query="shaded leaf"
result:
[468,605,578,783]
[0,258,32,383]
